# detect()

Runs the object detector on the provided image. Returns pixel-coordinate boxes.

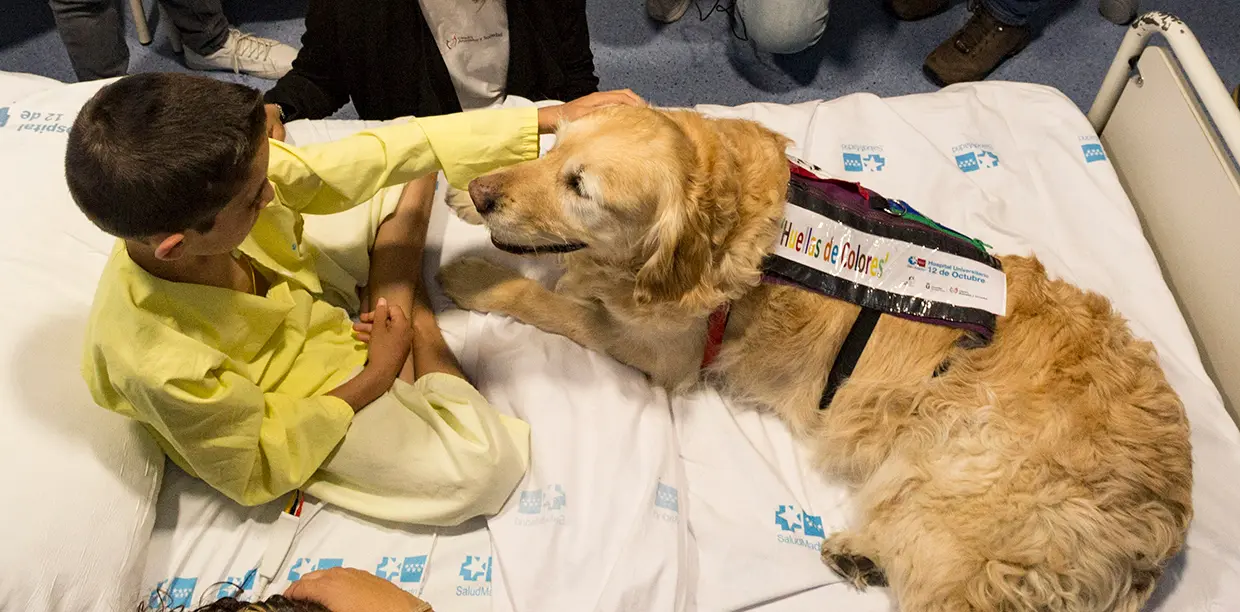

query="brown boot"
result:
[887,0,950,21]
[923,3,1032,86]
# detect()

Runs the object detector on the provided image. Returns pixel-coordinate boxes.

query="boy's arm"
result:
[267,106,540,216]
[134,369,356,506]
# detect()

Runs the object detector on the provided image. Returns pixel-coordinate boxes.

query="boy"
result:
[68,72,640,524]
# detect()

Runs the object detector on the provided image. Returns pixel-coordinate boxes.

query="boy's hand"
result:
[264,103,286,141]
[355,298,412,381]
[285,567,433,612]
[536,90,647,133]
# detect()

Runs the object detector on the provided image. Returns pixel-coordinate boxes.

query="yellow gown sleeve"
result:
[302,372,532,526]
[133,368,355,506]
[267,106,540,216]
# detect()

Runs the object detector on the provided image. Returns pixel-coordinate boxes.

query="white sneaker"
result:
[184,28,298,80]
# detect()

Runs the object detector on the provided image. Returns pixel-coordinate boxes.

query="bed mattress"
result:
[141,84,1240,611]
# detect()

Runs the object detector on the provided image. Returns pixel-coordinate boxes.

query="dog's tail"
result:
[962,559,1162,612]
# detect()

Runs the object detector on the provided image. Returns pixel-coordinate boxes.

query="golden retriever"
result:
[437,105,1193,612]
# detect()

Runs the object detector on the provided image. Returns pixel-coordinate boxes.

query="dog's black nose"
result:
[469,177,501,216]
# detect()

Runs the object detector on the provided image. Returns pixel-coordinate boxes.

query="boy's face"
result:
[155,138,273,259]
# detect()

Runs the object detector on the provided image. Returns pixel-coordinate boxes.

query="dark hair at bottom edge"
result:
[139,584,331,612]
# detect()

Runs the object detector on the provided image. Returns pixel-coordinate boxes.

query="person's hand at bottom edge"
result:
[284,567,434,612]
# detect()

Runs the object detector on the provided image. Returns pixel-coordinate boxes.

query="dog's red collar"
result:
[700,302,732,369]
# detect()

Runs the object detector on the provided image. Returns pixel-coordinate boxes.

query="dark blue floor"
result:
[1,0,1237,118]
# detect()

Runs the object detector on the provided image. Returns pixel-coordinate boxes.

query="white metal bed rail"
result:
[1086,11,1240,424]
[1088,11,1240,159]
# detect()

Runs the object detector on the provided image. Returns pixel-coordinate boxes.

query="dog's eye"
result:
[565,172,587,198]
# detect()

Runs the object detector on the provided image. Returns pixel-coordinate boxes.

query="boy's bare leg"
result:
[366,175,466,384]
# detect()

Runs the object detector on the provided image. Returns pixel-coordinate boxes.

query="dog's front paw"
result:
[437,257,531,314]
[445,185,484,225]
[822,532,888,590]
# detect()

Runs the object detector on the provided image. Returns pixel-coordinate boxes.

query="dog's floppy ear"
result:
[632,109,790,310]
[634,185,713,307]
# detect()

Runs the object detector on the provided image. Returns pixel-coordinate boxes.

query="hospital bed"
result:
[2,12,1238,612]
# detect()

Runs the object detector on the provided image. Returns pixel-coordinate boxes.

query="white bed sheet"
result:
[0,73,167,612]
[143,85,1240,612]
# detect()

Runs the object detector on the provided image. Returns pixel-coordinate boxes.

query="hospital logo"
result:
[956,151,1000,172]
[459,555,491,582]
[516,483,567,526]
[775,504,825,551]
[376,555,427,585]
[456,555,493,597]
[216,568,258,601]
[149,576,198,609]
[907,256,927,269]
[841,144,886,172]
[953,143,1000,173]
[0,109,69,134]
[446,31,503,50]
[288,557,344,581]
[655,482,679,511]
[653,480,680,523]
[1082,143,1107,163]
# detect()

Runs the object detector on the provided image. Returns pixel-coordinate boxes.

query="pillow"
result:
[0,73,165,612]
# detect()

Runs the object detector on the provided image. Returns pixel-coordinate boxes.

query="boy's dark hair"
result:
[141,593,331,612]
[65,72,267,239]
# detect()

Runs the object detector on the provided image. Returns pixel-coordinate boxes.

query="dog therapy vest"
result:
[701,158,1007,409]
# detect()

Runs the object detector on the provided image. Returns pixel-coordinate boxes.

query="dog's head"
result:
[459,105,791,310]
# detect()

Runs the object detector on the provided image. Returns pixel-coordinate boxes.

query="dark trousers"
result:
[984,0,1047,25]
[49,0,230,80]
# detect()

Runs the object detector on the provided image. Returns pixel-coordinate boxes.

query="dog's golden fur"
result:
[438,106,1193,611]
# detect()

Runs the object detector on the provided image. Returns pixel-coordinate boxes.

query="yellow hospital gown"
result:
[82,107,537,522]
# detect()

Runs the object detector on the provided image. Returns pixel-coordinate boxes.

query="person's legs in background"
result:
[1098,0,1138,25]
[734,0,830,55]
[164,0,297,80]
[646,0,830,56]
[978,0,1045,30]
[48,0,129,80]
[647,0,692,24]
[48,0,296,82]
[158,0,229,57]
[889,0,1047,86]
